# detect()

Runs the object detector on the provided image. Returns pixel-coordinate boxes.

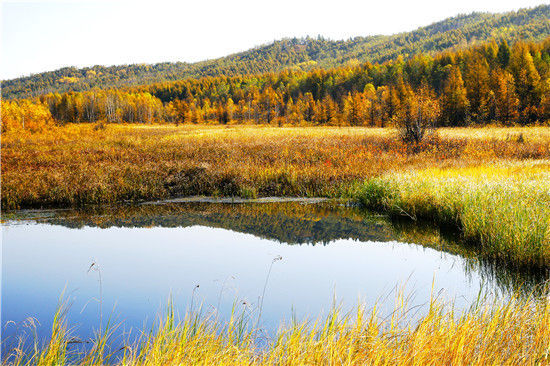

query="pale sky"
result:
[1,0,548,80]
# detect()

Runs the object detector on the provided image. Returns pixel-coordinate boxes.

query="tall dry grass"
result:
[4,293,550,365]
[354,161,550,267]
[2,125,549,210]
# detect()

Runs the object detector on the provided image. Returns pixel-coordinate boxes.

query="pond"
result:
[2,200,548,353]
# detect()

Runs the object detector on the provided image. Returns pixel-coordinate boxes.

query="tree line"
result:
[2,37,550,133]
[139,38,550,127]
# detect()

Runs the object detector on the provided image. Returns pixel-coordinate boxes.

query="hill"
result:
[2,4,550,99]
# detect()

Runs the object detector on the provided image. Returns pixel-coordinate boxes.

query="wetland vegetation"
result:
[3,125,550,365]
[6,292,550,365]
[3,4,550,364]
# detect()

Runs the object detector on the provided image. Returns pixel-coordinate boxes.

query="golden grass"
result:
[436,126,550,142]
[2,124,549,210]
[4,293,550,365]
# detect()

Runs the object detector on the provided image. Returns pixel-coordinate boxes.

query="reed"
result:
[354,161,550,267]
[4,293,550,365]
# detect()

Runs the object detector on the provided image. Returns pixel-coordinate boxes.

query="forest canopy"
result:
[3,35,550,132]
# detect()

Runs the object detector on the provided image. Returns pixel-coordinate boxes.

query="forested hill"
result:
[3,4,550,99]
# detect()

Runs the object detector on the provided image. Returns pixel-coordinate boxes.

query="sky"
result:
[1,0,548,80]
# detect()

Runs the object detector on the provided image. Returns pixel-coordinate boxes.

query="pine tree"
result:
[441,66,469,126]
[494,70,520,125]
[497,40,511,68]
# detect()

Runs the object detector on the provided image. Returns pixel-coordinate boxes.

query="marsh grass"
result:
[4,291,550,365]
[2,125,549,210]
[354,161,550,267]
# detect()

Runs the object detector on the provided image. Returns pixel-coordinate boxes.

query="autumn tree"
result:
[343,92,365,126]
[441,66,469,126]
[464,56,491,123]
[255,87,275,123]
[493,70,520,124]
[302,92,316,123]
[510,44,541,123]
[537,78,550,122]
[170,99,189,124]
[394,86,440,144]
[318,94,338,125]
[497,40,512,68]
[363,84,378,126]
[1,100,54,133]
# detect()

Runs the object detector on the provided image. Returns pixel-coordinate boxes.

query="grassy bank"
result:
[2,124,549,210]
[4,294,550,365]
[353,162,550,267]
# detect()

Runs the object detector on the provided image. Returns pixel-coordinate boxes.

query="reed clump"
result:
[354,161,550,267]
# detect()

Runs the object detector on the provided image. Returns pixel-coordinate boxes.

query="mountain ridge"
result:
[3,4,549,99]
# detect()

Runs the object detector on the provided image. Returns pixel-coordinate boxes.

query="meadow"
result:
[3,124,549,209]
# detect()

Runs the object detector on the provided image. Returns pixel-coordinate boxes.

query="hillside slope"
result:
[3,4,549,99]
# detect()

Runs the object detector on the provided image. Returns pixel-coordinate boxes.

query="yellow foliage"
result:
[58,76,79,83]
[1,100,54,133]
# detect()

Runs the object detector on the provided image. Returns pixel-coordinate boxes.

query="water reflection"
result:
[2,200,549,354]
[9,200,549,294]
[11,201,395,244]
[389,218,550,295]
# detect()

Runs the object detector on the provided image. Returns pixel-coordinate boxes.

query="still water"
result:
[2,200,548,351]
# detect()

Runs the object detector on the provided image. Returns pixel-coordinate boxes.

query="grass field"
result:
[5,293,550,365]
[2,124,549,210]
